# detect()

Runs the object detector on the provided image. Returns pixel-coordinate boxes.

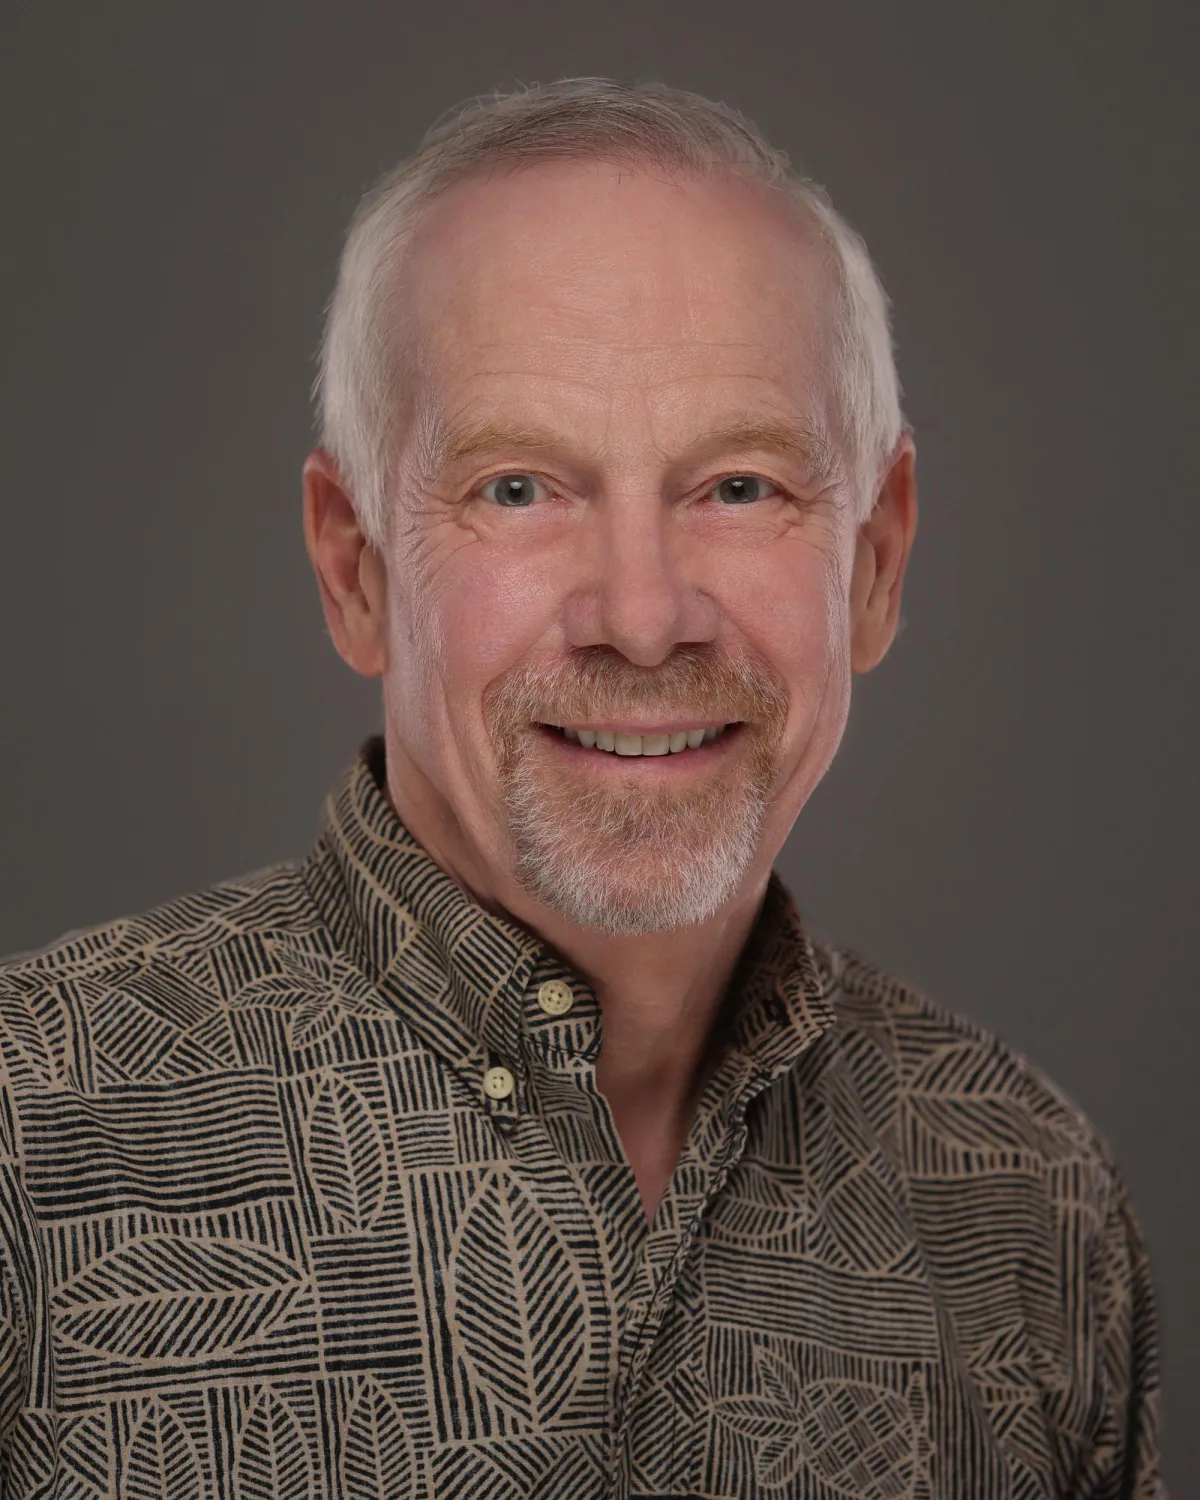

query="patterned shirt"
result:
[0,736,1163,1498]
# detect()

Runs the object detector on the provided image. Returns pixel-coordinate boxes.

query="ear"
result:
[302,448,388,678]
[849,435,918,674]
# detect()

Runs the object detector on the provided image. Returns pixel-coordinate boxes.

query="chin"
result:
[513,815,765,935]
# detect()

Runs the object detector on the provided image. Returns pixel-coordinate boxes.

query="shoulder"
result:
[0,860,361,1092]
[0,858,316,984]
[808,934,1120,1212]
[804,938,1165,1485]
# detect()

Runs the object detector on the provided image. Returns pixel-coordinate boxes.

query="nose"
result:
[565,487,718,665]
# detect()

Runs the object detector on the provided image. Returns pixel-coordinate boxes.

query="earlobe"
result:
[302,449,388,679]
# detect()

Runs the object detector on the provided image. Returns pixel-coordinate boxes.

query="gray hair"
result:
[316,77,905,548]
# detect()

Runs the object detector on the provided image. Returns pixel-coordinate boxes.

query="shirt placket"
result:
[477,956,645,1490]
[507,954,715,1489]
[608,955,835,1498]
[508,958,829,1497]
[605,1057,769,1497]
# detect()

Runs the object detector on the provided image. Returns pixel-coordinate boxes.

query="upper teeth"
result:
[556,726,728,755]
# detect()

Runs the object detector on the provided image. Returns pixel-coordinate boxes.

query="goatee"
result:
[483,645,789,934]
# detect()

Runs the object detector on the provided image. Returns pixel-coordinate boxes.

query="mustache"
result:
[483,644,789,740]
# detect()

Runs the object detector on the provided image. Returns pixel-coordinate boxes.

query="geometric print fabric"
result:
[0,736,1164,1496]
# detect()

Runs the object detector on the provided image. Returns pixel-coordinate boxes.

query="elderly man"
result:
[0,80,1162,1498]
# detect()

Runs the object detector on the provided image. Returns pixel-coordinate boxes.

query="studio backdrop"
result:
[1,0,1194,1487]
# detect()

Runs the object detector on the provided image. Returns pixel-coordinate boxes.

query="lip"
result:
[533,721,745,761]
[541,720,739,735]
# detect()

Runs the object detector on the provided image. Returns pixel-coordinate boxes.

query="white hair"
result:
[316,77,906,549]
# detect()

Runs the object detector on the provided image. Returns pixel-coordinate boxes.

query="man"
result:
[0,79,1162,1498]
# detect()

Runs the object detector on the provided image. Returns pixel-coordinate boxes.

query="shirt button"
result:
[483,1066,515,1101]
[536,979,574,1017]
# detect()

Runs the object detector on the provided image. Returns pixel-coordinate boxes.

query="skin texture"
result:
[303,160,917,1220]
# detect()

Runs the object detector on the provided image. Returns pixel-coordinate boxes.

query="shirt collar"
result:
[301,735,835,1109]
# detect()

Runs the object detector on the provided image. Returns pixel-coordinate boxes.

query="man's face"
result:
[362,161,897,932]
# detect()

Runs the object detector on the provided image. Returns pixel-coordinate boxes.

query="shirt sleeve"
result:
[0,1037,37,1449]
[0,1164,31,1446]
[1078,1161,1167,1499]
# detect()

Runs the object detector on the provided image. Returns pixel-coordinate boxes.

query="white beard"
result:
[485,645,788,935]
[500,746,774,934]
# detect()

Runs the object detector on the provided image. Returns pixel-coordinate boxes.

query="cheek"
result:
[723,540,851,708]
[390,535,567,732]
[730,545,855,818]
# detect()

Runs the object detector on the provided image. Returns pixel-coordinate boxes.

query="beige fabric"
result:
[0,736,1163,1497]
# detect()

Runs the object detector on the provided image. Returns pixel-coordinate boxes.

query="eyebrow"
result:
[435,419,566,470]
[690,417,840,484]
[427,413,840,485]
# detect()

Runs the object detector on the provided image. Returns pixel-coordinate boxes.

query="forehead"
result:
[400,159,835,436]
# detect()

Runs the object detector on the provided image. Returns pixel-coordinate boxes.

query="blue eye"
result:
[483,473,541,507]
[714,475,771,504]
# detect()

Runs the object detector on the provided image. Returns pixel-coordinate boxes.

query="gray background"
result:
[2,0,1195,1486]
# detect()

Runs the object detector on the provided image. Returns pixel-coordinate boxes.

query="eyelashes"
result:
[480,473,547,507]
[475,470,785,509]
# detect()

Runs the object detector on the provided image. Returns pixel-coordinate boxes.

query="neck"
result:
[383,738,772,1218]
[542,890,766,1101]
[564,895,767,1219]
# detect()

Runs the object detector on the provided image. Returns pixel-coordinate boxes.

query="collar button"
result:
[483,1066,515,1101]
[536,979,574,1017]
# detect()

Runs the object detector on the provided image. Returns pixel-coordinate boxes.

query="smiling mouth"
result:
[541,724,736,757]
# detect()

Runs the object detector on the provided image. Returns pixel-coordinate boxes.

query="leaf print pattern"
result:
[527,1442,607,1500]
[306,1073,388,1231]
[2,1412,56,1498]
[822,1157,914,1271]
[53,1236,305,1362]
[716,1350,809,1490]
[340,1377,414,1499]
[122,1401,202,1499]
[906,1041,1074,1160]
[431,1437,605,1499]
[0,988,60,1086]
[706,1160,806,1248]
[61,1411,111,1497]
[718,1351,915,1496]
[793,1379,914,1498]
[0,739,1163,1496]
[289,991,344,1050]
[448,1169,588,1423]
[233,1390,313,1500]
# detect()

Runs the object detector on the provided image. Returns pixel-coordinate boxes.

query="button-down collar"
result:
[301,735,836,1119]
